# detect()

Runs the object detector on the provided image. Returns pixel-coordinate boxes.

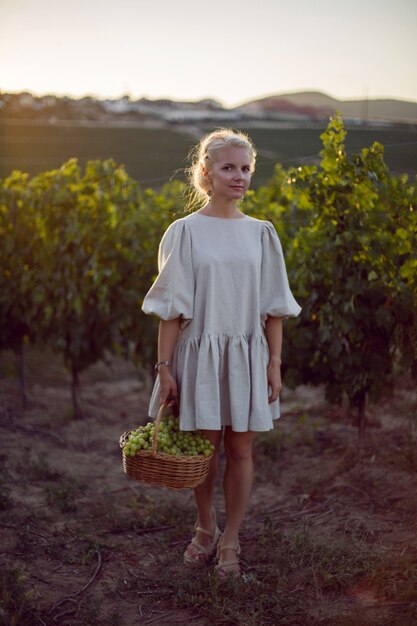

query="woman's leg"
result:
[219,428,255,573]
[184,429,223,563]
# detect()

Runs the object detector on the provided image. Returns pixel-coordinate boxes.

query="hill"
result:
[1,90,417,125]
[237,91,417,124]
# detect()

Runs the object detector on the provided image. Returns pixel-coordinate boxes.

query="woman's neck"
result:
[198,199,243,219]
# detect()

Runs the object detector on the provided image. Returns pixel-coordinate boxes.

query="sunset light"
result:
[1,0,416,105]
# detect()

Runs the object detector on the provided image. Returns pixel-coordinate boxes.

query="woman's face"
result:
[205,146,253,201]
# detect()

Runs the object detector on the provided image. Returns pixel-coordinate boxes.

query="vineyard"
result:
[1,115,417,625]
[1,118,417,186]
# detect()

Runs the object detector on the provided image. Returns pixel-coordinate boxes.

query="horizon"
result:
[3,87,417,108]
[1,0,416,107]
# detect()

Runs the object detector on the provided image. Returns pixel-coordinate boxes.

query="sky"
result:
[1,0,416,107]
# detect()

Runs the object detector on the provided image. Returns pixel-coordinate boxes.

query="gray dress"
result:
[142,212,301,432]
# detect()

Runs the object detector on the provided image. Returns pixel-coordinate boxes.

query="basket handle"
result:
[151,403,169,458]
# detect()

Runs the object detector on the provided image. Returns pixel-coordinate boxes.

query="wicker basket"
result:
[119,404,213,489]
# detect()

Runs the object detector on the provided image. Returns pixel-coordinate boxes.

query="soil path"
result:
[1,350,416,625]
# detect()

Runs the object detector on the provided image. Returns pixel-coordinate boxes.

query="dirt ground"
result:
[0,348,416,626]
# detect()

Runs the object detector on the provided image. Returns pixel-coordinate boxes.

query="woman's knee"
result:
[224,429,255,462]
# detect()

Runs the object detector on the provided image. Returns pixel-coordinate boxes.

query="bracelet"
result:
[154,360,172,372]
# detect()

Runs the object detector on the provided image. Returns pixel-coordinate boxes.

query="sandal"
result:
[214,539,241,578]
[183,508,221,569]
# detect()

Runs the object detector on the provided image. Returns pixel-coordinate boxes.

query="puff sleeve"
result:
[141,219,194,320]
[260,221,301,322]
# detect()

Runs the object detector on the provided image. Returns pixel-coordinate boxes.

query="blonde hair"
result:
[187,128,256,205]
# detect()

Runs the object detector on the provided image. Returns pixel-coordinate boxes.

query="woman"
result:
[142,128,301,577]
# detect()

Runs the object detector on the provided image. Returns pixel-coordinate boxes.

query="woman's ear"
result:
[201,166,212,196]
[202,167,212,186]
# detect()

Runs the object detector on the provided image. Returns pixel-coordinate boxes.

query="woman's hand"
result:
[159,369,178,405]
[267,361,282,403]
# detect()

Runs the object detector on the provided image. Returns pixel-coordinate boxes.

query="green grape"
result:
[123,415,215,458]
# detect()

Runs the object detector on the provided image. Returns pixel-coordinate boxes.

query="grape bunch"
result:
[123,415,215,458]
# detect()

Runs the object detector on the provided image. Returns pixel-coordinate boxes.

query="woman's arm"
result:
[264,316,283,403]
[157,318,181,405]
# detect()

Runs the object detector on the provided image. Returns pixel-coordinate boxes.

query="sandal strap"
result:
[190,526,221,556]
[194,525,214,538]
[190,537,210,556]
[184,510,221,569]
[193,507,218,539]
[217,543,241,555]
[215,557,240,569]
[215,539,241,577]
